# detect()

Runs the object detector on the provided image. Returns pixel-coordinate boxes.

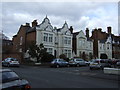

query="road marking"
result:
[74,70,79,71]
[50,69,98,76]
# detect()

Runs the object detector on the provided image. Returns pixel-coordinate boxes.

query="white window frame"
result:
[48,34,53,43]
[43,33,48,42]
[47,48,53,55]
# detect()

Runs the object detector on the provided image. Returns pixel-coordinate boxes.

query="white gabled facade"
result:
[36,16,55,55]
[76,30,93,60]
[55,22,73,58]
[98,35,112,59]
[36,16,72,58]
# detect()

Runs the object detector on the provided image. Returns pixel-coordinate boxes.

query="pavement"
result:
[87,70,120,81]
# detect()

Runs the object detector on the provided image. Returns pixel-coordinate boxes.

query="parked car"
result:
[2,58,20,67]
[85,61,92,66]
[51,58,69,68]
[1,69,31,90]
[116,60,120,67]
[89,59,111,70]
[68,58,86,67]
[110,59,120,68]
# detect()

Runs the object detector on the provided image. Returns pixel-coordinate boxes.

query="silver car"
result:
[51,58,69,68]
[69,58,86,67]
[2,58,20,67]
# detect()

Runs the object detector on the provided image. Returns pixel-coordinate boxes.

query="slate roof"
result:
[26,27,36,33]
[73,32,92,41]
[99,39,107,43]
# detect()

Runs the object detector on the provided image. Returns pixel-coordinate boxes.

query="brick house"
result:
[91,27,120,59]
[12,20,38,62]
[12,20,38,53]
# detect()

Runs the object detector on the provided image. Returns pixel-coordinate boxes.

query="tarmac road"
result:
[3,65,120,88]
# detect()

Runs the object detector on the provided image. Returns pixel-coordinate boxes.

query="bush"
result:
[59,54,69,62]
[41,53,55,63]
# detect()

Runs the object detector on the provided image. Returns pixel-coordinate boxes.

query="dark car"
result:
[2,58,20,67]
[89,59,111,70]
[1,69,31,90]
[51,58,69,68]
[110,59,120,68]
[116,60,120,68]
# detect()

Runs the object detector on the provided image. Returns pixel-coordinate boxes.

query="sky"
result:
[0,1,119,40]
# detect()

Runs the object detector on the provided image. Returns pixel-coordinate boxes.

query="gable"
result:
[77,30,86,39]
[45,25,53,31]
[64,30,71,35]
[36,17,54,31]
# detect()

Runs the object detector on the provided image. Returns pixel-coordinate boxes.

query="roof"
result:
[26,27,36,33]
[99,39,106,43]
[73,32,79,38]
[73,32,92,41]
[87,38,92,41]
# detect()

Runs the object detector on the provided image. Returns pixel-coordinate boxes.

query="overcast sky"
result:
[1,1,119,40]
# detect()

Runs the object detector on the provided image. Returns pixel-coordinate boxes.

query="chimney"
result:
[25,23,30,26]
[107,26,112,34]
[32,20,38,27]
[86,28,89,38]
[69,26,73,34]
[98,28,102,32]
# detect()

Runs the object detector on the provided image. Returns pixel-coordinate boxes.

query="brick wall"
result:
[91,29,108,58]
[12,24,30,53]
[26,31,36,50]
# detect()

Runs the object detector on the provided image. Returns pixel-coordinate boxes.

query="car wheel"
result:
[90,67,93,70]
[56,64,59,68]
[67,64,70,67]
[4,63,7,67]
[101,67,104,70]
[76,64,79,67]
[7,63,10,67]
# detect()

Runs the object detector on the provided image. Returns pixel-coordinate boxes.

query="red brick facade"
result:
[11,20,37,62]
[26,31,36,50]
[12,24,30,53]
[91,27,120,59]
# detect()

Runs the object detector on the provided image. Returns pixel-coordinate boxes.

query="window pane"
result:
[44,33,48,42]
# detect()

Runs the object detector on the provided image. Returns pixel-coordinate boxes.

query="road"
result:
[3,65,120,88]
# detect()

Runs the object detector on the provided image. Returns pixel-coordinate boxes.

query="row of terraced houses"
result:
[2,16,120,62]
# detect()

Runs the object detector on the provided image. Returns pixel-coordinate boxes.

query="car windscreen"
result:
[92,60,100,63]
[76,59,83,61]
[11,58,18,61]
[2,71,19,83]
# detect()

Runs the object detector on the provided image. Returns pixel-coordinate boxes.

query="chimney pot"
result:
[98,28,102,32]
[69,26,73,34]
[26,23,30,26]
[32,20,38,27]
[107,26,112,34]
[86,28,89,38]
